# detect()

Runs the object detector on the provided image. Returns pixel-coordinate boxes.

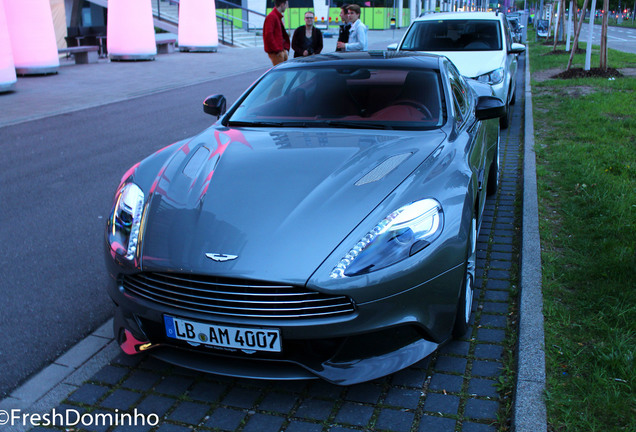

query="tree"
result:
[553,0,566,51]
[566,0,589,70]
[600,0,609,70]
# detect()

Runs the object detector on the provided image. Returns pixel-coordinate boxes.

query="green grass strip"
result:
[528,28,636,432]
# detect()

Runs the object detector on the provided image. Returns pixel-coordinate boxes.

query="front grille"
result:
[122,272,356,319]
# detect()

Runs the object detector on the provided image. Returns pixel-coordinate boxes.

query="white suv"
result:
[395,12,525,128]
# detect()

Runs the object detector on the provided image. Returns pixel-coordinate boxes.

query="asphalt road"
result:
[0,69,265,397]
[578,23,636,54]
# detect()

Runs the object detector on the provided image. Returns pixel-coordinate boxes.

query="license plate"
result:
[163,315,281,352]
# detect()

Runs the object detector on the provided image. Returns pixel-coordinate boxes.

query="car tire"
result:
[510,88,516,105]
[499,103,510,129]
[452,215,477,338]
[486,140,499,196]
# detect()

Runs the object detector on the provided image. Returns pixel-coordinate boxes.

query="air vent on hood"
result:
[182,146,210,178]
[355,153,413,186]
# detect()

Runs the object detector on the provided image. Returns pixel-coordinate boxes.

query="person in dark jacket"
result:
[263,0,291,65]
[335,5,350,52]
[291,11,323,58]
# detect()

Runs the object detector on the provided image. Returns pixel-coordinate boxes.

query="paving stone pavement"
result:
[18,62,527,432]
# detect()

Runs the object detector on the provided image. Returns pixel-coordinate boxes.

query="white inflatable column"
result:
[107,0,157,61]
[5,0,59,75]
[179,0,219,52]
[0,0,17,92]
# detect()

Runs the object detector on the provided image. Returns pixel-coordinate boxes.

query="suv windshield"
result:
[227,66,444,130]
[401,20,502,51]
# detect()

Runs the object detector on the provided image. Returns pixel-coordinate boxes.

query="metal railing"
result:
[153,0,266,46]
[217,16,234,46]
[216,0,265,31]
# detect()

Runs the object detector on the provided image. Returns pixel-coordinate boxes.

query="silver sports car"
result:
[105,51,504,385]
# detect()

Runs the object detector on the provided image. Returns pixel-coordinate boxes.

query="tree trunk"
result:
[571,0,579,35]
[567,0,589,70]
[600,0,609,70]
[553,0,566,51]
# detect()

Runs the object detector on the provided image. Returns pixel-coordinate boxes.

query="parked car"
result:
[105,52,505,385]
[394,11,525,129]
[507,15,524,43]
[536,19,550,38]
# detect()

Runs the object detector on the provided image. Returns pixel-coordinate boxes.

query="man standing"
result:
[335,5,350,52]
[337,4,367,52]
[263,0,291,66]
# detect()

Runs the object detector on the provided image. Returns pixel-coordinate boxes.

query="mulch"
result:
[553,67,623,79]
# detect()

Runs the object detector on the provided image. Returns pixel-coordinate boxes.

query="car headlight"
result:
[107,183,145,261]
[330,199,443,278]
[477,67,505,85]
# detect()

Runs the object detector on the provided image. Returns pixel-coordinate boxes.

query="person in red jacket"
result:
[263,0,291,66]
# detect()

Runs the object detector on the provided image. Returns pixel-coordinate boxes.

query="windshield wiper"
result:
[228,120,320,128]
[228,120,392,130]
[227,121,286,127]
[323,121,393,130]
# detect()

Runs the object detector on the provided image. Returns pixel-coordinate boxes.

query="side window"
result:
[501,19,512,50]
[446,63,472,126]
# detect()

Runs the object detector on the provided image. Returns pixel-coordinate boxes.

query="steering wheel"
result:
[390,100,433,119]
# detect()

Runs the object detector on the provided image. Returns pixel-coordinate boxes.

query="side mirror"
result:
[387,42,398,51]
[203,94,227,118]
[475,96,506,120]
[509,42,526,55]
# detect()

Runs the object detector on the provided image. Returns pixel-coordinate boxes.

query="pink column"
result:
[4,0,59,75]
[107,0,157,61]
[0,0,17,92]
[178,0,219,52]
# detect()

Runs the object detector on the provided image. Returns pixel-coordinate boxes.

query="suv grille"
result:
[122,272,356,319]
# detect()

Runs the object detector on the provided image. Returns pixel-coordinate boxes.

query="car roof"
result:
[274,51,444,71]
[414,11,504,22]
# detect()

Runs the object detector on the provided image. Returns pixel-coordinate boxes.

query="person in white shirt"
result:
[336,4,367,51]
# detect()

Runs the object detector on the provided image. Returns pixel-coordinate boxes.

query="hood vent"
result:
[355,153,413,186]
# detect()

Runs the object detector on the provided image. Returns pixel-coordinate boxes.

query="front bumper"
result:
[490,81,508,105]
[107,263,464,385]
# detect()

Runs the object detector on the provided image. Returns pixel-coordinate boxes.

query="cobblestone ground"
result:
[31,58,526,432]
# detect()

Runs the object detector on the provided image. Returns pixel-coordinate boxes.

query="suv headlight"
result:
[477,67,505,85]
[107,183,145,261]
[330,199,443,278]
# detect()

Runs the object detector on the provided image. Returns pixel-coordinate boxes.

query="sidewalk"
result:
[0,29,546,432]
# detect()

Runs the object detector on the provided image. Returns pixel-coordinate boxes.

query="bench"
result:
[155,34,177,54]
[58,46,100,64]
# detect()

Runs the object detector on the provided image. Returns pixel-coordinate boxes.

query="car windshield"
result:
[401,20,502,51]
[227,66,444,130]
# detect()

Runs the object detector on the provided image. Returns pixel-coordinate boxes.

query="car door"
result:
[446,61,488,219]
[501,17,518,103]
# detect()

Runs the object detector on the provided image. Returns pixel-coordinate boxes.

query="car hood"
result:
[139,126,446,283]
[432,51,504,78]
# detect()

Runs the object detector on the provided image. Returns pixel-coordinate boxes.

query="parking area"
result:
[22,68,525,431]
[1,28,531,432]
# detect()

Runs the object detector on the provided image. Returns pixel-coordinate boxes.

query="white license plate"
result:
[163,315,282,352]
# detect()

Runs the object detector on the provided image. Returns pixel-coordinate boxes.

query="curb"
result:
[513,49,548,431]
[0,320,117,432]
